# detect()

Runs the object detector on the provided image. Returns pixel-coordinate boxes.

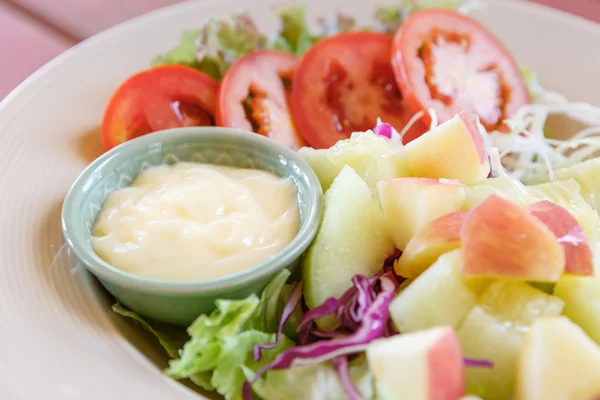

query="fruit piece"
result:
[517,316,600,400]
[528,179,600,237]
[402,112,490,185]
[379,178,466,250]
[395,211,466,279]
[389,250,477,333]
[463,171,535,210]
[554,158,600,212]
[526,200,594,276]
[367,326,465,400]
[554,275,600,344]
[298,131,407,194]
[303,165,394,313]
[461,195,565,282]
[457,280,564,400]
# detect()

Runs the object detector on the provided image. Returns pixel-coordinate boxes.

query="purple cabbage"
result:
[332,356,364,400]
[464,357,494,368]
[372,118,402,140]
[244,273,399,400]
[253,281,304,362]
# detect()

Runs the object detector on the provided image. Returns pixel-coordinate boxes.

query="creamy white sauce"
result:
[91,162,300,281]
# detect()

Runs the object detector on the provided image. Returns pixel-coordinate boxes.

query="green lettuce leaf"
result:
[268,4,320,56]
[166,292,295,399]
[153,12,266,79]
[372,0,463,33]
[112,269,299,399]
[112,303,188,359]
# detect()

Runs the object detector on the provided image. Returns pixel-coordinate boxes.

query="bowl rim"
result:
[61,126,323,294]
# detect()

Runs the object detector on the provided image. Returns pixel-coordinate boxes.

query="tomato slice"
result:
[391,9,530,132]
[216,50,305,150]
[291,31,426,149]
[101,65,218,151]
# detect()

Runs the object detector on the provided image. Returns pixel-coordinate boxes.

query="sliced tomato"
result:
[216,50,305,150]
[101,65,218,151]
[291,31,426,149]
[391,9,530,132]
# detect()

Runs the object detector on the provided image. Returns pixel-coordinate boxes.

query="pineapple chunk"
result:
[457,281,564,400]
[517,316,600,400]
[554,158,600,213]
[298,131,407,195]
[554,275,600,345]
[389,250,477,333]
[463,173,535,210]
[302,166,394,314]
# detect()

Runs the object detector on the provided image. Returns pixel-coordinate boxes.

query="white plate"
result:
[1,0,599,398]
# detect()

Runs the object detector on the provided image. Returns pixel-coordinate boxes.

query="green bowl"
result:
[62,127,323,326]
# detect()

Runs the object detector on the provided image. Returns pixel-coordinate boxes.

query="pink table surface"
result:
[1,0,599,100]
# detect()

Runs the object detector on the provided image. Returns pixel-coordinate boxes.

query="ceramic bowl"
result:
[61,127,323,325]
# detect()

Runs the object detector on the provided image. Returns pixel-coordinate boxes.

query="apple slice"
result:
[395,211,467,279]
[461,195,565,282]
[517,316,600,400]
[554,275,600,344]
[367,326,465,400]
[379,178,466,250]
[526,200,594,276]
[403,112,490,185]
[390,249,477,333]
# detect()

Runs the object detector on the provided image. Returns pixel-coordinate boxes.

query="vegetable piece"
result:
[155,12,267,80]
[302,166,394,318]
[516,317,600,400]
[162,269,297,399]
[101,65,217,151]
[460,195,565,282]
[395,211,466,279]
[291,31,426,149]
[392,9,530,131]
[389,249,477,333]
[112,303,188,359]
[554,276,600,345]
[216,50,305,149]
[525,200,594,276]
[269,4,320,56]
[378,177,466,250]
[367,326,466,400]
[298,131,407,195]
[457,280,564,400]
[244,274,398,399]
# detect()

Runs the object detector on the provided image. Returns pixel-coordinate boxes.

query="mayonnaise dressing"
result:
[91,162,300,281]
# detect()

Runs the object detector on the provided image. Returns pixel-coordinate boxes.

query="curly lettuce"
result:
[114,269,299,400]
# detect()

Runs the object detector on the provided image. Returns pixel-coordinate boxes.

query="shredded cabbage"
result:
[486,70,600,184]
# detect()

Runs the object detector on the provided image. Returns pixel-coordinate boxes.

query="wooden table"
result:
[1,0,599,100]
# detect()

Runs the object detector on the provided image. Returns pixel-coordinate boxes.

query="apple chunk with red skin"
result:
[461,195,565,282]
[379,178,466,250]
[403,112,490,185]
[526,200,594,276]
[367,326,465,400]
[395,211,467,279]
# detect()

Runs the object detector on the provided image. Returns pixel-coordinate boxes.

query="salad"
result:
[103,1,600,399]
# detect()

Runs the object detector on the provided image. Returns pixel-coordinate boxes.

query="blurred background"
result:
[1,0,599,100]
